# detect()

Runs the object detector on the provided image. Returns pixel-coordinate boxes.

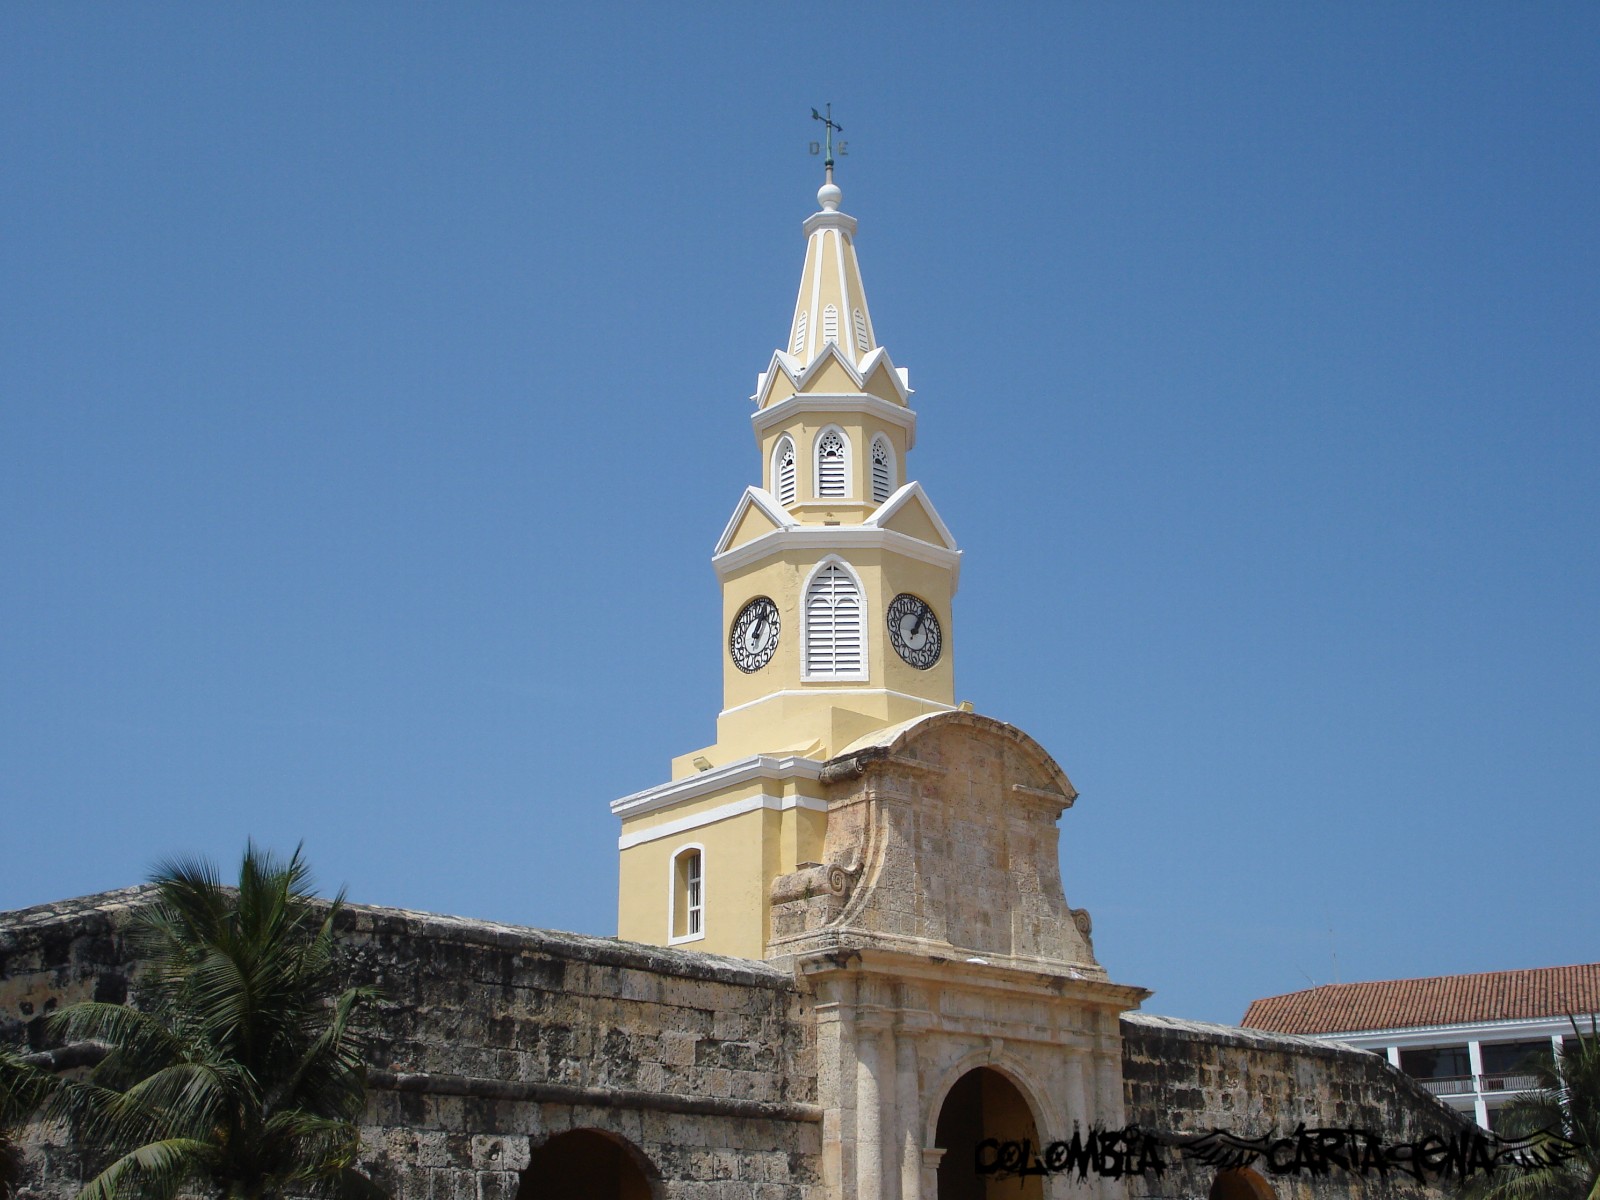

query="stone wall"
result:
[1121,1012,1472,1200]
[0,889,823,1200]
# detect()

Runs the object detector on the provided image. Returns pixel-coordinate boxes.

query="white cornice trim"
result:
[718,688,956,719]
[711,524,963,586]
[1312,1014,1599,1045]
[618,791,830,850]
[752,391,918,450]
[803,209,858,238]
[609,754,825,819]
[866,481,958,550]
[712,486,798,557]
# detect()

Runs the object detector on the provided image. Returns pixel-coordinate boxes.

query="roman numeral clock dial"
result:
[887,593,942,669]
[730,596,780,673]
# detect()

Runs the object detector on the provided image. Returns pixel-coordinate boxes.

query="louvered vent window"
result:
[822,304,839,345]
[816,430,847,497]
[871,436,893,503]
[805,563,864,677]
[775,437,796,506]
[792,312,808,357]
[854,308,870,353]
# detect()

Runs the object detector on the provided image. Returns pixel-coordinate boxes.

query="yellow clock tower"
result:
[613,173,961,959]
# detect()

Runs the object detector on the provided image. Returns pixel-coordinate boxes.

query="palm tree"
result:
[51,844,387,1200]
[1476,1018,1600,1200]
[1,1043,58,1199]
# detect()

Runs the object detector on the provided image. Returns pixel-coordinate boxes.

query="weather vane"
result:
[809,104,847,179]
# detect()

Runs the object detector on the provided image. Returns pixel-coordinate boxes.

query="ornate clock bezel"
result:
[886,593,942,670]
[729,596,781,673]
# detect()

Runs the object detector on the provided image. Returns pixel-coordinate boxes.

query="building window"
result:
[670,846,704,942]
[1399,1045,1471,1081]
[773,436,796,506]
[815,428,848,498]
[870,435,894,503]
[822,304,839,345]
[854,307,870,354]
[804,560,864,678]
[791,311,807,357]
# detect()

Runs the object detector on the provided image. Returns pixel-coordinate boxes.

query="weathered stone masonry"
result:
[4,884,1466,1200]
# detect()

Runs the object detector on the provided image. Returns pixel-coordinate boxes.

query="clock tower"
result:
[613,174,962,959]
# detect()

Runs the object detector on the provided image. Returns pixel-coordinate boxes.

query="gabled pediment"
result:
[752,342,913,410]
[712,486,797,556]
[865,482,958,551]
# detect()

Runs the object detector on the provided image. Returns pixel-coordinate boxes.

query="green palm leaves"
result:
[1476,1019,1600,1200]
[51,845,387,1200]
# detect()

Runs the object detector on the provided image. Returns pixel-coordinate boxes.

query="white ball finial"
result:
[818,181,842,212]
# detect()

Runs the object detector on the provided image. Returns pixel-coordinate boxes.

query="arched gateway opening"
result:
[934,1067,1045,1200]
[517,1129,656,1200]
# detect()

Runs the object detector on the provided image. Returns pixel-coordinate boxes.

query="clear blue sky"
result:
[3,5,1596,1025]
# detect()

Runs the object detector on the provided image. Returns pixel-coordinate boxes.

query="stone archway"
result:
[934,1066,1045,1200]
[517,1128,657,1200]
[1210,1167,1277,1200]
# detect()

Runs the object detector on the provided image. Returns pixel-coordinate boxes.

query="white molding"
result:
[712,524,963,588]
[803,208,858,238]
[718,688,956,720]
[1317,1013,1597,1047]
[752,389,918,450]
[806,230,824,362]
[712,486,798,557]
[622,793,830,851]
[833,226,855,361]
[801,554,869,683]
[751,341,913,409]
[610,754,824,818]
[866,481,959,551]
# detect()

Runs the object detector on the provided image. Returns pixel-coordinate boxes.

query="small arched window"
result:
[773,436,796,506]
[669,846,704,943]
[804,561,864,678]
[791,311,808,357]
[815,428,848,498]
[822,304,839,345]
[853,307,871,354]
[870,435,894,504]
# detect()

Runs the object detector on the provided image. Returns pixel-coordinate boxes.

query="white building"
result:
[1243,963,1600,1129]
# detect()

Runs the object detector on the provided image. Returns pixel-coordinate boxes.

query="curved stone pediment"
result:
[768,710,1102,975]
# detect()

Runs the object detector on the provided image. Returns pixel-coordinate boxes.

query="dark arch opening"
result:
[1210,1167,1277,1200]
[517,1128,655,1200]
[935,1066,1044,1200]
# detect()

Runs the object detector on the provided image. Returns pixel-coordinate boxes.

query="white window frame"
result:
[772,435,797,506]
[822,303,839,345]
[801,555,868,682]
[813,425,851,499]
[668,844,705,945]
[869,434,896,504]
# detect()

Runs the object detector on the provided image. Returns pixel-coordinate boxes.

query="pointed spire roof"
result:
[782,177,880,371]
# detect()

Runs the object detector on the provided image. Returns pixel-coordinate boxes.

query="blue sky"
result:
[3,4,1596,1025]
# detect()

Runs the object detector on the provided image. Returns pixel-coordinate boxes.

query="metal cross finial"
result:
[811,104,843,181]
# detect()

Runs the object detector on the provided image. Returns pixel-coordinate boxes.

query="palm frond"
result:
[77,1137,216,1200]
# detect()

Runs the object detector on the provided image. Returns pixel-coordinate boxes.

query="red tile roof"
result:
[1241,964,1600,1035]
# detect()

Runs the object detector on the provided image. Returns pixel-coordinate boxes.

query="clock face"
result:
[730,596,781,673]
[886,593,942,669]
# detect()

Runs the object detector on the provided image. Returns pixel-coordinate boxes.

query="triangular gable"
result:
[866,482,958,550]
[713,487,796,555]
[752,342,912,409]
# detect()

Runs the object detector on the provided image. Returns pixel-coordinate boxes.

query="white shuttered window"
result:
[791,311,808,357]
[853,308,870,354]
[816,429,848,498]
[805,562,864,677]
[774,437,796,505]
[822,304,839,345]
[870,436,893,503]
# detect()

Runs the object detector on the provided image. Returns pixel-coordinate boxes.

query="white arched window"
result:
[804,560,865,679]
[870,435,894,504]
[815,428,848,498]
[669,845,704,943]
[791,311,807,357]
[822,304,839,345]
[773,436,796,506]
[853,307,871,354]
